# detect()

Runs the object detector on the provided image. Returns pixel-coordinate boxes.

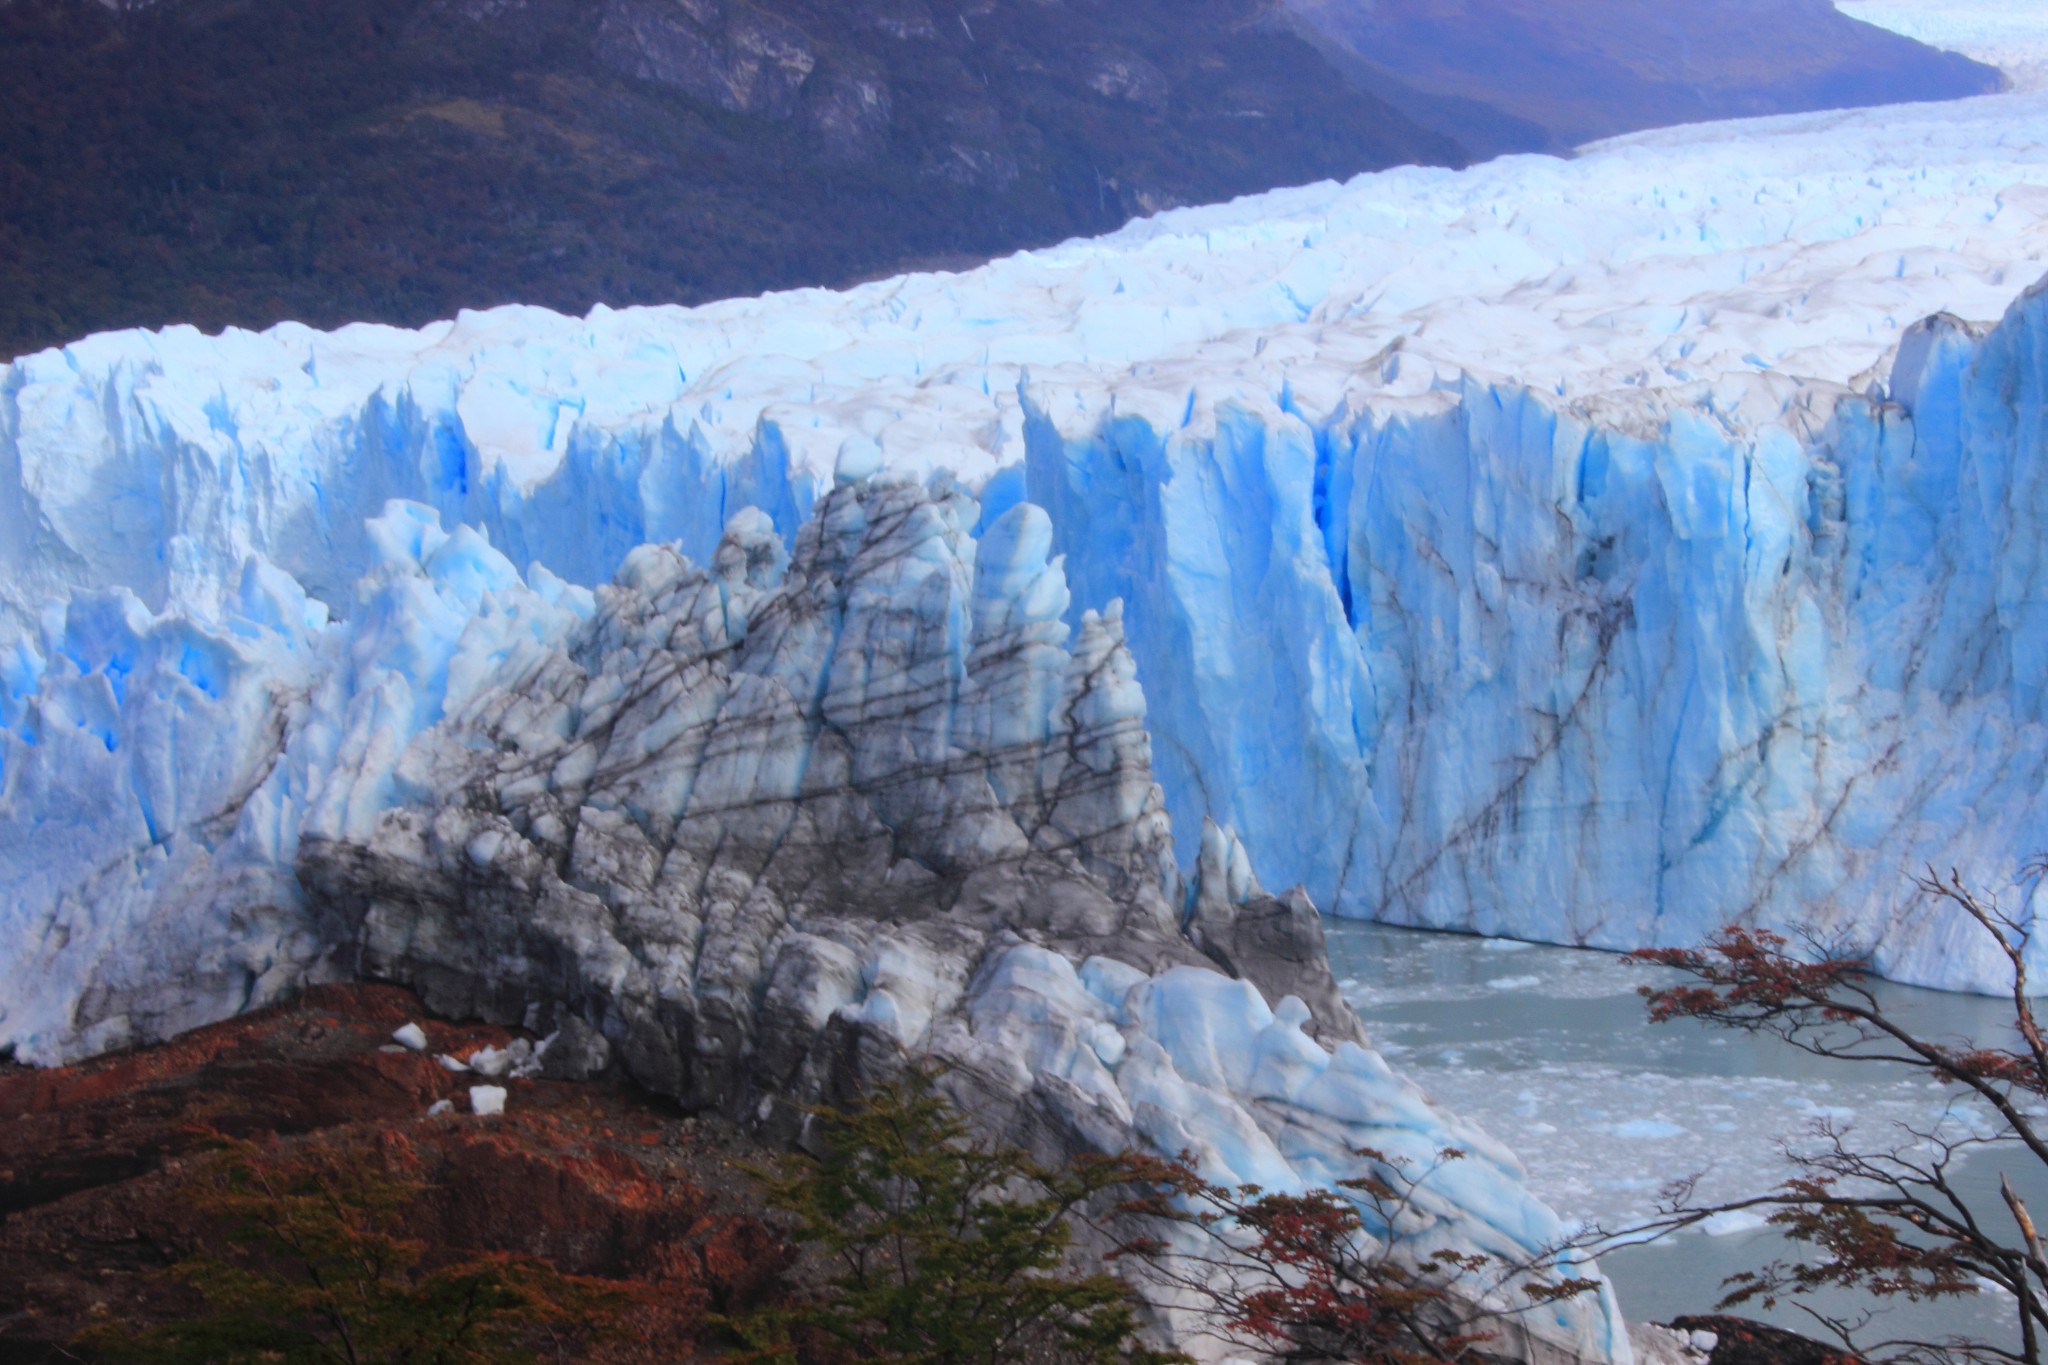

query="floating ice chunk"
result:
[1701,1209,1771,1236]
[469,1085,508,1117]
[1609,1119,1688,1140]
[392,1023,428,1051]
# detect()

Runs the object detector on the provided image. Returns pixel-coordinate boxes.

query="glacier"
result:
[8,14,2048,1004]
[0,4,2042,1355]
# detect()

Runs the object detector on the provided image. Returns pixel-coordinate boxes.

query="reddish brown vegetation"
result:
[0,985,792,1363]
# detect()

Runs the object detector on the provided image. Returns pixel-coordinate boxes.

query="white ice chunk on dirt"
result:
[465,1039,541,1079]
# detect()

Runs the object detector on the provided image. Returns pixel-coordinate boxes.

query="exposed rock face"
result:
[301,474,1358,1125]
[862,0,935,42]
[1186,821,1357,1050]
[594,0,818,119]
[272,472,1623,1362]
[1668,1317,1865,1365]
[801,64,894,163]
[922,103,1024,188]
[1082,48,1170,110]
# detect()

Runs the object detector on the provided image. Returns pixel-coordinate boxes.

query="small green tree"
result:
[78,1127,638,1365]
[737,1066,1180,1365]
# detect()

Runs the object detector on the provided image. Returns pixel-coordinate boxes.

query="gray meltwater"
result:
[1324,921,2040,1351]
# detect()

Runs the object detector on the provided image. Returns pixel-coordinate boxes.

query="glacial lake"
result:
[1323,921,2040,1352]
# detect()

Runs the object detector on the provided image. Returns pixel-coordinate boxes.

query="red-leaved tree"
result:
[1109,1146,1600,1365]
[1620,867,2048,1365]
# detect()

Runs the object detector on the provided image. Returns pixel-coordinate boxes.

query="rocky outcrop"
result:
[862,0,935,42]
[594,0,818,119]
[1185,819,1360,1049]
[1081,48,1169,110]
[1669,1317,1866,1365]
[265,471,1624,1361]
[801,63,893,163]
[298,472,1360,1127]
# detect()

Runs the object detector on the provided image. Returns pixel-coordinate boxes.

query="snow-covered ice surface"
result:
[1840,1,2048,91]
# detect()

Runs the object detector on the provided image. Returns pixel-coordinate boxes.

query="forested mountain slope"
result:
[0,0,1460,360]
[0,0,2002,361]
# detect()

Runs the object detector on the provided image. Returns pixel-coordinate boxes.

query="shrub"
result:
[1624,867,2048,1364]
[79,1127,642,1365]
[736,1067,1181,1365]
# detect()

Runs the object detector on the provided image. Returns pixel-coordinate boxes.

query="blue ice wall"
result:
[1025,280,2048,991]
[6,280,2048,992]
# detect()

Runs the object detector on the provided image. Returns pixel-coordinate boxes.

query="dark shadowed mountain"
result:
[0,0,1464,360]
[0,0,2006,362]
[1283,0,2004,155]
